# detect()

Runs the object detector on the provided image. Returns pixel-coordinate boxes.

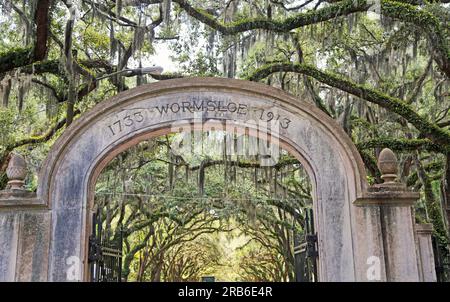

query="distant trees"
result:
[1,0,449,274]
[95,134,311,281]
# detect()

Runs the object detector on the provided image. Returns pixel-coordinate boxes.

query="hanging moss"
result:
[380,0,450,76]
[175,0,449,77]
[419,168,449,247]
[1,78,12,107]
[407,161,444,187]
[247,62,450,147]
[174,0,371,35]
[408,172,443,189]
[20,59,61,76]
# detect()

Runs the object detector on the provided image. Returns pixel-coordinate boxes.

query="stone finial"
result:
[377,148,398,183]
[6,153,27,190]
[355,147,418,205]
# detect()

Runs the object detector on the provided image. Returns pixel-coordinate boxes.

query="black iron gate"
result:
[432,236,450,282]
[294,208,318,282]
[88,211,123,282]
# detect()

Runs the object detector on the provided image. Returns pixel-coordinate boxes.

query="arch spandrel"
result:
[36,78,370,281]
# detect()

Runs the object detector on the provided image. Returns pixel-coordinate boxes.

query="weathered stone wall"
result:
[0,211,19,281]
[415,224,437,282]
[0,195,50,281]
[0,78,435,282]
[37,79,369,281]
[354,149,427,282]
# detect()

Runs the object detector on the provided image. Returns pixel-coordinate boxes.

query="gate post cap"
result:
[378,148,398,183]
[6,153,27,190]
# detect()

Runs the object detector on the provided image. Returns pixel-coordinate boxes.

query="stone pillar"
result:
[355,148,420,281]
[415,224,437,282]
[0,153,50,281]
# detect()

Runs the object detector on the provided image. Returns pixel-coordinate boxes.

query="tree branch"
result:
[173,0,371,35]
[33,0,51,60]
[0,0,51,73]
[357,137,446,153]
[247,62,450,147]
[0,108,81,172]
[173,0,450,77]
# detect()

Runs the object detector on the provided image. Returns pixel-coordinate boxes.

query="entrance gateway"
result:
[0,78,437,282]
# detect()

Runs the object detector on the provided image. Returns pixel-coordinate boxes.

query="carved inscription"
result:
[257,109,291,129]
[106,97,292,137]
[107,111,144,136]
[154,99,248,115]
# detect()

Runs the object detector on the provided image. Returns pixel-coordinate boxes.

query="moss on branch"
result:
[357,138,447,153]
[0,47,34,74]
[175,0,447,39]
[382,0,450,77]
[407,161,444,187]
[358,149,381,183]
[414,156,449,246]
[247,62,450,147]
[0,0,51,73]
[174,0,371,34]
[175,0,449,77]
[0,109,81,178]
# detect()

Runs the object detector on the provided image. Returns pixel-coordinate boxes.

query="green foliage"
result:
[1,0,450,281]
[178,51,220,76]
[80,26,110,57]
[0,47,33,71]
[0,107,16,149]
[94,135,311,281]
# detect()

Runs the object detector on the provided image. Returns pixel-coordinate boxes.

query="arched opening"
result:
[37,78,375,282]
[89,127,316,282]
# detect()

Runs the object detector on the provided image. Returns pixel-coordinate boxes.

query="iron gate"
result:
[432,236,450,282]
[294,208,318,282]
[88,211,123,282]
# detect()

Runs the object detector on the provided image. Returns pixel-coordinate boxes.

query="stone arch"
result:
[36,78,382,281]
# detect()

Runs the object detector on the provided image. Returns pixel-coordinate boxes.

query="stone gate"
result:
[0,78,437,281]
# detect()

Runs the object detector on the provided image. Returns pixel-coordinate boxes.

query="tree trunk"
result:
[443,153,450,235]
[33,0,51,60]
